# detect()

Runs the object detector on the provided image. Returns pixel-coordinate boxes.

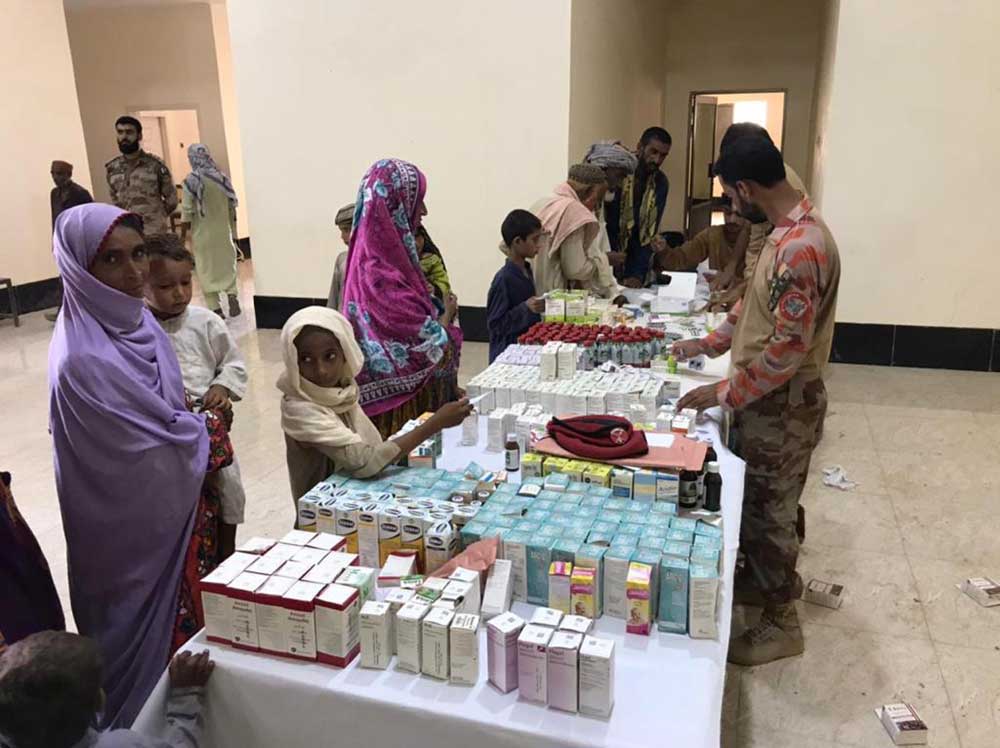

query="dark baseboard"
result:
[253,295,327,329]
[0,277,61,316]
[458,306,487,342]
[250,297,1000,373]
[829,323,894,366]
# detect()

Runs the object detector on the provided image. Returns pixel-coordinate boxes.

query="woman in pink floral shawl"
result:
[341,159,462,437]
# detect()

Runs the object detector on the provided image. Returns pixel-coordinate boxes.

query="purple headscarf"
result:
[48,203,208,728]
[341,159,462,416]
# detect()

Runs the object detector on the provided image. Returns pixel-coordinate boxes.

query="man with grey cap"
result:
[327,202,354,309]
[531,164,620,298]
[583,140,638,276]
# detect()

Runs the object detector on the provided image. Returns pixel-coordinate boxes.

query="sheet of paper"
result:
[656,271,698,300]
[644,432,675,448]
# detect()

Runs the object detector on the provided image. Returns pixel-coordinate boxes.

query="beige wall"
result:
[568,0,668,163]
[65,2,230,206]
[228,0,573,304]
[661,0,824,230]
[812,0,999,328]
[809,0,841,211]
[1,0,92,287]
[210,2,250,238]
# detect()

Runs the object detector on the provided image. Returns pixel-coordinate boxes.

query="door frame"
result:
[683,88,788,236]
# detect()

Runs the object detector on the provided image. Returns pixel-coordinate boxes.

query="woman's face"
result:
[294,326,346,388]
[88,225,148,298]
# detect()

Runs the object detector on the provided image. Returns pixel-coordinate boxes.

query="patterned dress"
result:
[171,407,233,653]
[341,159,463,437]
[0,471,65,653]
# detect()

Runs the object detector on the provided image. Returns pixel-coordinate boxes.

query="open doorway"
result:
[131,109,201,186]
[683,90,786,237]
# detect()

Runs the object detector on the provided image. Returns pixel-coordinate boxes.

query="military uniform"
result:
[690,196,840,664]
[106,151,178,235]
[741,163,809,281]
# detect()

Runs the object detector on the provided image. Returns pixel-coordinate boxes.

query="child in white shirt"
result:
[144,235,248,558]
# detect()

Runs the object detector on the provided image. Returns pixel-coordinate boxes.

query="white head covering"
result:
[277,306,382,448]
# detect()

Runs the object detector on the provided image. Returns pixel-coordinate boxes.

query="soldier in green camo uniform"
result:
[106,115,178,236]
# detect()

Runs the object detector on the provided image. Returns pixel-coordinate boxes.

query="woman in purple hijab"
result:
[48,203,216,728]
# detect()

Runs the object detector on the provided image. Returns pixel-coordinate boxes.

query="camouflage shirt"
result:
[693,198,840,411]
[106,151,178,235]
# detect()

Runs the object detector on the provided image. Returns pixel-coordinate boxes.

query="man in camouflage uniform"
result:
[106,115,178,235]
[673,135,840,666]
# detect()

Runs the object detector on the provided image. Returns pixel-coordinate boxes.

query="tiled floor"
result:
[3,262,998,747]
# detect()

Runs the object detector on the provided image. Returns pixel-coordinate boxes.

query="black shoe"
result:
[228,295,242,318]
[213,308,225,320]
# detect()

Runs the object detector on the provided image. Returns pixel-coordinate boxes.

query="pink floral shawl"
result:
[341,159,462,416]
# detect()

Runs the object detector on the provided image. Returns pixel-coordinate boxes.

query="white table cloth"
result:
[134,381,744,748]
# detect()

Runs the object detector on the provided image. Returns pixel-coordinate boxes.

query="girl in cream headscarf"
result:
[278,307,472,511]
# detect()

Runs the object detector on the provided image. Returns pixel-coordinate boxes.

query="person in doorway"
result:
[279,306,473,508]
[181,144,241,318]
[106,116,178,236]
[487,209,546,362]
[327,203,354,310]
[672,136,840,667]
[49,203,232,727]
[0,470,65,654]
[716,122,808,283]
[341,158,463,439]
[144,235,249,561]
[532,163,615,298]
[606,126,672,287]
[0,631,214,748]
[47,161,93,322]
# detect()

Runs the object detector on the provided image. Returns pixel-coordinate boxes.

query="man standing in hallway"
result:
[606,126,671,287]
[50,161,92,227]
[672,135,840,666]
[106,115,178,235]
[46,161,93,321]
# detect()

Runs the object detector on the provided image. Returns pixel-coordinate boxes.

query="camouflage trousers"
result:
[732,376,827,608]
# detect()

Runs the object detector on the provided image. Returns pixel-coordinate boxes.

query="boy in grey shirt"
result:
[0,631,212,748]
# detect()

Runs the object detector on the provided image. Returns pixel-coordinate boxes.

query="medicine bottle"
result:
[679,470,699,509]
[504,433,521,472]
[703,462,723,512]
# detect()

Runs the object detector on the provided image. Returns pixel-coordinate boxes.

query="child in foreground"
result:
[486,209,547,362]
[144,235,248,559]
[278,306,473,512]
[0,630,213,748]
